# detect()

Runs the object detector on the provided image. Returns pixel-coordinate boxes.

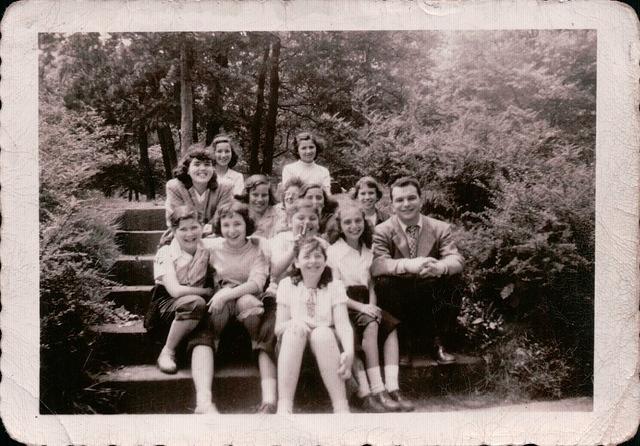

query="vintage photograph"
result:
[38,30,596,416]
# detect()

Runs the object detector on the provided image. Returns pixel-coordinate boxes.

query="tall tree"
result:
[262,35,281,175]
[137,127,156,199]
[180,38,194,155]
[249,41,269,173]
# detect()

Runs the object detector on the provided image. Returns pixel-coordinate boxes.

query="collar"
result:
[190,187,208,202]
[169,236,203,260]
[398,216,422,235]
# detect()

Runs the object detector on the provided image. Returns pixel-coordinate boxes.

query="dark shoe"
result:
[256,402,277,414]
[360,394,386,413]
[434,345,456,364]
[388,390,415,412]
[372,391,401,412]
[399,354,413,367]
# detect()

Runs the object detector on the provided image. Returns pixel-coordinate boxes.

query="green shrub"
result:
[479,329,572,400]
[40,200,123,413]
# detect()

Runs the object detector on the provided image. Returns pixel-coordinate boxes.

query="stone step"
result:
[95,352,485,414]
[117,207,167,231]
[116,230,165,256]
[105,286,153,315]
[112,255,154,286]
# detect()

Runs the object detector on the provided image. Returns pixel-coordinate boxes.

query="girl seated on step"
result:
[190,201,277,414]
[281,131,331,196]
[234,174,279,239]
[351,176,389,228]
[326,203,414,412]
[210,134,245,196]
[273,176,305,235]
[275,237,354,414]
[165,144,233,236]
[300,182,339,235]
[145,205,214,376]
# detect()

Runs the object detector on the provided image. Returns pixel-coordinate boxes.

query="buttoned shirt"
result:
[326,238,373,287]
[153,238,209,287]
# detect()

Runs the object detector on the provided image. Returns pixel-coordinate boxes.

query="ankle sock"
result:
[366,366,385,394]
[384,365,399,392]
[261,378,277,405]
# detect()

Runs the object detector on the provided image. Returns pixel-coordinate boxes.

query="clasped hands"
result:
[405,256,446,278]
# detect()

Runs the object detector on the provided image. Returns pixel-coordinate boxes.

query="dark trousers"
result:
[374,274,463,355]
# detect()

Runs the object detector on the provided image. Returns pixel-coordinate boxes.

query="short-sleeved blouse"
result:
[153,238,209,287]
[276,277,348,328]
[326,238,373,288]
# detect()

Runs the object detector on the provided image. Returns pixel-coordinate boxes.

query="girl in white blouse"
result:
[281,131,332,196]
[275,237,354,414]
[210,134,245,196]
[326,203,414,412]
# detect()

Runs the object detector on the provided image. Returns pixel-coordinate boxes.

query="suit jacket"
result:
[165,178,233,227]
[371,214,464,277]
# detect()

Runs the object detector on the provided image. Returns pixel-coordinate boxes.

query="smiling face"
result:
[213,142,232,168]
[249,184,270,215]
[188,158,214,186]
[294,244,327,280]
[220,212,247,248]
[391,184,422,225]
[174,217,203,253]
[297,139,317,163]
[303,187,324,212]
[357,184,379,212]
[339,207,365,245]
[290,207,320,237]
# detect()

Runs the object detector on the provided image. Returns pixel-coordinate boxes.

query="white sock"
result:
[261,378,277,405]
[384,365,399,392]
[366,366,385,394]
[196,391,213,409]
[356,369,371,398]
[277,399,293,414]
[332,399,350,413]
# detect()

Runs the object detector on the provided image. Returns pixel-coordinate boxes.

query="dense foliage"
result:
[39,30,596,400]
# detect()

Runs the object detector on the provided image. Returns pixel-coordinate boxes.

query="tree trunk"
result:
[262,36,281,175]
[205,120,222,146]
[205,51,229,146]
[137,128,156,200]
[249,43,269,174]
[157,124,177,180]
[180,39,194,155]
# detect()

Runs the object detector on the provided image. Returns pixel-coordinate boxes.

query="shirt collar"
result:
[398,216,422,235]
[169,236,202,260]
[333,237,371,259]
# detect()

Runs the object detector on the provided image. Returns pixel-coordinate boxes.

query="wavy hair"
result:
[212,201,256,237]
[234,174,277,206]
[351,175,384,201]
[292,131,324,160]
[289,237,333,289]
[325,202,373,248]
[210,133,240,168]
[300,182,338,215]
[174,146,219,191]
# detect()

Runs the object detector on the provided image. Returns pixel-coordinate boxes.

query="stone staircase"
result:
[93,205,485,414]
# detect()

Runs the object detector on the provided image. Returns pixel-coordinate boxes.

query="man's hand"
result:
[419,258,447,278]
[404,257,431,274]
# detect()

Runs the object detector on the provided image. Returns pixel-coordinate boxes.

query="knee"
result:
[362,322,378,342]
[236,294,262,312]
[175,295,206,320]
[282,321,308,339]
[309,326,335,346]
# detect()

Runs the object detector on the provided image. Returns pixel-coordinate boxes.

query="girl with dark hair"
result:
[300,182,338,234]
[145,205,213,377]
[235,174,279,239]
[281,131,331,196]
[165,145,233,235]
[210,134,244,196]
[326,203,413,412]
[275,237,354,414]
[351,176,389,227]
[190,201,276,413]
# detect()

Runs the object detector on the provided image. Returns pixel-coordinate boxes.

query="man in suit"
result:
[372,177,464,364]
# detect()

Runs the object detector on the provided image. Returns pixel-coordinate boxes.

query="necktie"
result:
[406,225,419,258]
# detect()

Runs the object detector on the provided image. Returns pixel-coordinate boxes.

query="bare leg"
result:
[191,345,217,413]
[164,319,199,353]
[258,351,277,405]
[277,324,308,414]
[309,327,349,413]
